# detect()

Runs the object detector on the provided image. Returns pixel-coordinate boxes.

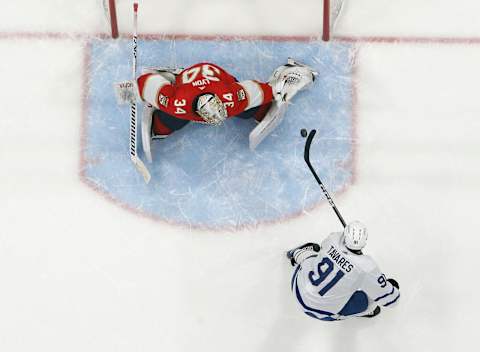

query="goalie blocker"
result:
[114,59,316,161]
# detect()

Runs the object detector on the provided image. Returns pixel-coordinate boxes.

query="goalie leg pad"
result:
[249,100,288,150]
[141,104,155,163]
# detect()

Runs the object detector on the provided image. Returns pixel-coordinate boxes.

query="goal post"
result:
[109,0,119,38]
[103,0,345,41]
[323,0,346,41]
[103,0,119,38]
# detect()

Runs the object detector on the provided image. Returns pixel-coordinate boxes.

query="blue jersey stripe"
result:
[374,287,395,302]
[291,265,301,291]
[290,255,317,291]
[384,293,400,307]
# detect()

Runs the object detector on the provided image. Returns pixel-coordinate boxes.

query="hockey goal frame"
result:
[104,0,342,41]
[105,0,119,38]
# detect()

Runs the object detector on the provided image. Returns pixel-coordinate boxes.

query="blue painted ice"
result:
[83,38,355,229]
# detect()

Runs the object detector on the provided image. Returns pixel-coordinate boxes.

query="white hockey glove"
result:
[269,59,317,102]
[286,242,320,266]
[113,80,140,105]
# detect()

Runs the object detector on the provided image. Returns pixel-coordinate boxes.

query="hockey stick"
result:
[304,129,346,228]
[129,2,151,183]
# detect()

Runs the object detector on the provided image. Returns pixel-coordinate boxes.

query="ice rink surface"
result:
[1,1,479,351]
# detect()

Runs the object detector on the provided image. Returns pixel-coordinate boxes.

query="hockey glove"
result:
[286,242,320,266]
[388,278,400,289]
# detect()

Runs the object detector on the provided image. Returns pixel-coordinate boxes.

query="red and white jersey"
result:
[137,62,273,122]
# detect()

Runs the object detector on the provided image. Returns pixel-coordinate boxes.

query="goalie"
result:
[116,59,316,161]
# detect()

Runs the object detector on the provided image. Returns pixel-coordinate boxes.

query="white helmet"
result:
[195,93,227,125]
[344,221,368,251]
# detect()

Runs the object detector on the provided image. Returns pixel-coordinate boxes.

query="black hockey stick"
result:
[304,129,346,228]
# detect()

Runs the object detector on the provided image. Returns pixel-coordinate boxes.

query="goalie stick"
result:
[304,129,346,228]
[129,2,151,183]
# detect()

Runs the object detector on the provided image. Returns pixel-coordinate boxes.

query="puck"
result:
[300,129,308,138]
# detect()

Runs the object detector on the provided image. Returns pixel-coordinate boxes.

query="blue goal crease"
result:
[83,38,355,229]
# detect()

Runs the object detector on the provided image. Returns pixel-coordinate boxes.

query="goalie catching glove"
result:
[268,58,317,102]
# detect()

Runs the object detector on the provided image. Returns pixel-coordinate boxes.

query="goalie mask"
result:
[195,93,227,125]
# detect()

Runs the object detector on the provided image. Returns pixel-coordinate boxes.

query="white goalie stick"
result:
[129,2,151,183]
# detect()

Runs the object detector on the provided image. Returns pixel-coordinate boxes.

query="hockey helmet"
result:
[195,93,227,125]
[344,221,368,251]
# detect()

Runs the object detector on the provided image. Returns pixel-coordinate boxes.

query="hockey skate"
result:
[359,306,381,318]
[286,242,321,266]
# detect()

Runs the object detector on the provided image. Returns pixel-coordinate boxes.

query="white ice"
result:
[1,0,479,351]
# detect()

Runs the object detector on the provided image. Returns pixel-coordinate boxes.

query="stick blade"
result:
[131,156,151,183]
[304,129,317,163]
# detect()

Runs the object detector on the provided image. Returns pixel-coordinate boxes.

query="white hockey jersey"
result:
[292,232,400,319]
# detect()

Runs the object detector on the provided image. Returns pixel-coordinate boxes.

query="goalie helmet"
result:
[195,93,227,125]
[343,221,368,251]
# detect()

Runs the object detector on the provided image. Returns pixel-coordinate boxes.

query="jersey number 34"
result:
[308,257,345,296]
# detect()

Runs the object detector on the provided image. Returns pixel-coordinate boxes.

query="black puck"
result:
[300,129,308,138]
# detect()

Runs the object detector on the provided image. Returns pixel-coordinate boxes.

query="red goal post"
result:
[104,0,344,41]
[323,0,345,41]
[104,0,119,38]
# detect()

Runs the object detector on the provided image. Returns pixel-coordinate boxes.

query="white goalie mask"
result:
[195,93,227,125]
[343,221,368,251]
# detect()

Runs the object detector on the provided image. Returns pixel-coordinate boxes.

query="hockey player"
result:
[287,221,400,321]
[115,59,316,160]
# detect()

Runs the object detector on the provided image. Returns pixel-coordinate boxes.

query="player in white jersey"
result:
[287,221,400,321]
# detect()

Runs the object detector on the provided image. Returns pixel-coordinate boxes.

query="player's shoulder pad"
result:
[328,231,343,241]
[353,253,380,273]
[320,232,341,247]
